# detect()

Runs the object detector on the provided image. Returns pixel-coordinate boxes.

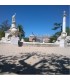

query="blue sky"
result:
[0,5,69,37]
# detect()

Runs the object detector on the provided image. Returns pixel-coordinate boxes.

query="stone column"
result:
[62,11,66,33]
[59,11,67,47]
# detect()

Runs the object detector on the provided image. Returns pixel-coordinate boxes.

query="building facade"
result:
[29,34,50,43]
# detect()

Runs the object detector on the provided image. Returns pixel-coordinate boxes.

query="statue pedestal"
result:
[59,39,67,47]
[59,32,67,47]
[11,37,19,45]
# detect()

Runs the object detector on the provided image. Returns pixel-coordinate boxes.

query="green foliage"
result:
[52,23,62,31]
[0,30,5,39]
[0,20,10,31]
[50,22,70,43]
[18,25,25,40]
[49,35,57,43]
[50,23,62,42]
[0,20,10,39]
[54,31,61,37]
[66,27,70,36]
[24,37,29,42]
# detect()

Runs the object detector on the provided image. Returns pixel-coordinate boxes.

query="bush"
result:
[24,37,29,42]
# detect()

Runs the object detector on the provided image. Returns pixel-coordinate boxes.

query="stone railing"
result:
[23,42,59,47]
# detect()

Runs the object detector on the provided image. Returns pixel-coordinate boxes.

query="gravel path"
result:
[0,44,70,75]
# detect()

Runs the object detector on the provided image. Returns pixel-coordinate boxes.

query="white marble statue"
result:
[12,13,16,22]
[0,13,19,44]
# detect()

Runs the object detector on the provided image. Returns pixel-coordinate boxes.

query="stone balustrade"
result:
[23,42,59,47]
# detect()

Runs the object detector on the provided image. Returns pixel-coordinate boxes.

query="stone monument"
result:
[55,11,70,47]
[59,11,67,47]
[1,13,19,44]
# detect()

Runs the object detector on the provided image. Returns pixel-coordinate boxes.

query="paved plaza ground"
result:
[0,44,70,74]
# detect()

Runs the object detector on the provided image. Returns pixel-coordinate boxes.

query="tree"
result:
[66,27,70,36]
[0,20,10,39]
[0,20,10,31]
[52,23,62,31]
[17,25,25,40]
[49,23,62,42]
[50,23,70,43]
[52,23,62,37]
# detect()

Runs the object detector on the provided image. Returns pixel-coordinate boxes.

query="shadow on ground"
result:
[0,53,70,75]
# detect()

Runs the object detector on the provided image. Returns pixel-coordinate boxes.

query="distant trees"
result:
[24,37,29,42]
